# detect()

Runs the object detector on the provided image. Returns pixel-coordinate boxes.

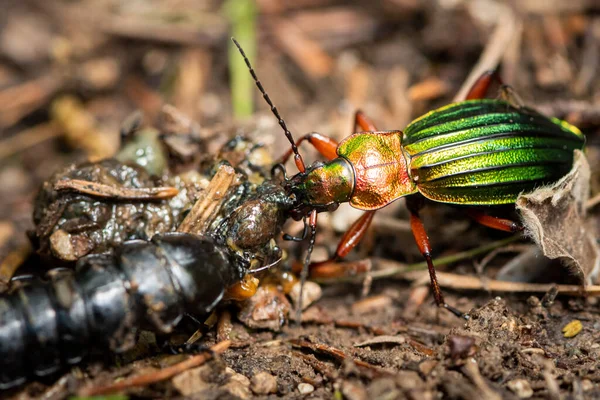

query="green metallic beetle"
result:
[233,39,585,316]
[289,99,584,210]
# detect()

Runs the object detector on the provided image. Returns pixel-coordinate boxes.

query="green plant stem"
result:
[223,0,257,118]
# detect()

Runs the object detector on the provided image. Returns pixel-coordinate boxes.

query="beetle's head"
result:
[284,157,354,220]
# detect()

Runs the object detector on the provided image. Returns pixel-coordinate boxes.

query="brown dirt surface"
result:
[2,1,600,399]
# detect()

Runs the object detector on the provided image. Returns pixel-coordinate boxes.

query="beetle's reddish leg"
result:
[279,132,339,164]
[465,70,504,100]
[333,210,376,259]
[467,209,523,233]
[309,210,376,272]
[354,110,377,131]
[406,197,465,318]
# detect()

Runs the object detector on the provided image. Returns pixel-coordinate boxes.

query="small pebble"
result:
[351,294,392,315]
[298,383,314,394]
[223,380,251,399]
[289,281,322,310]
[418,360,438,376]
[226,367,251,386]
[581,379,593,392]
[507,379,533,399]
[341,380,367,400]
[251,371,278,395]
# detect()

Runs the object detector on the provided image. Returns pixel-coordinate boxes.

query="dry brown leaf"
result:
[516,150,600,284]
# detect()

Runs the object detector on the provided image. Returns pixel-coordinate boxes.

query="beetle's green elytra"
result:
[403,99,585,205]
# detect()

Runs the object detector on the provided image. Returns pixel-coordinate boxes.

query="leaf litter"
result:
[517,150,600,284]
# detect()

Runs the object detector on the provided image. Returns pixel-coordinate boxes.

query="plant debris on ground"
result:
[2,0,600,399]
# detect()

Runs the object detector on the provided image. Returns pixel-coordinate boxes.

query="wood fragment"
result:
[177,164,237,234]
[124,76,165,119]
[54,179,179,200]
[354,335,406,347]
[271,19,334,78]
[217,310,233,342]
[173,49,211,119]
[398,270,600,296]
[0,123,62,161]
[0,244,31,286]
[0,73,62,127]
[454,5,519,102]
[292,351,338,380]
[462,359,502,400]
[50,96,116,160]
[351,294,392,315]
[407,77,449,102]
[290,339,387,373]
[407,338,436,356]
[79,340,231,396]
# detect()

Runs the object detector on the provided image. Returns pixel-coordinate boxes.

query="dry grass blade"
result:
[78,340,231,396]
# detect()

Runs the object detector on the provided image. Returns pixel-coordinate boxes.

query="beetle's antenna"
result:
[231,37,306,173]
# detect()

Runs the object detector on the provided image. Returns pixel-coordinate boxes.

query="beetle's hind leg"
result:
[406,196,468,319]
[464,70,524,108]
[466,209,523,233]
[465,70,503,100]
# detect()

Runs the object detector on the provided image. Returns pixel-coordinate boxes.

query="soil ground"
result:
[1,1,600,399]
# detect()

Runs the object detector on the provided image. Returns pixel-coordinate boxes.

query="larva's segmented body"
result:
[0,233,243,389]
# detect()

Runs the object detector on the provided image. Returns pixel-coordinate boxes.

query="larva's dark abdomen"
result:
[0,233,243,389]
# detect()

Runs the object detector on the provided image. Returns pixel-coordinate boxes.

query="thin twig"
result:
[79,340,231,396]
[0,123,62,161]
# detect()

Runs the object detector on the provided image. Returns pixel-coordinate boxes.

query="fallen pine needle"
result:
[54,179,179,200]
[79,340,231,396]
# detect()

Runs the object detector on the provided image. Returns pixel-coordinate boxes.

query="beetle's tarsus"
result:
[442,303,468,319]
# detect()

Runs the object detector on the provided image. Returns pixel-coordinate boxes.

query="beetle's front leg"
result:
[279,110,378,164]
[406,196,466,319]
[279,132,339,164]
